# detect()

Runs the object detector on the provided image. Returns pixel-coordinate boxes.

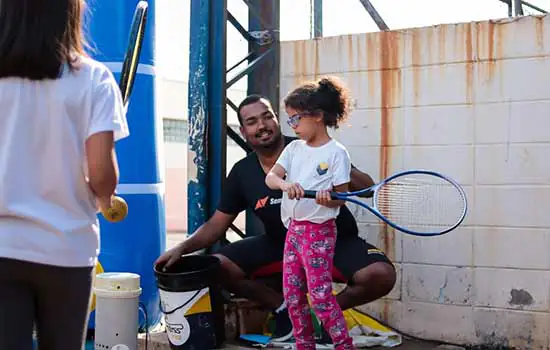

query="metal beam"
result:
[208,0,227,219]
[522,0,547,13]
[187,0,227,239]
[499,0,547,14]
[187,0,210,234]
[227,11,255,42]
[227,47,274,88]
[358,0,389,31]
[226,98,252,152]
[313,0,323,38]
[513,0,525,15]
[246,0,280,237]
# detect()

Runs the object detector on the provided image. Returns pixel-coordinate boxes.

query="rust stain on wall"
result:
[425,27,434,64]
[411,31,421,104]
[438,24,447,64]
[535,16,545,49]
[464,23,474,103]
[378,30,402,260]
[292,40,308,84]
[366,35,377,100]
[313,40,320,79]
[347,35,354,72]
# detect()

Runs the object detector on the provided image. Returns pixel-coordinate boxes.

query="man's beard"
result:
[253,130,283,152]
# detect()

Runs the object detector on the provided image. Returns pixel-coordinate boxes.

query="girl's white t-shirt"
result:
[275,138,352,229]
[0,56,129,267]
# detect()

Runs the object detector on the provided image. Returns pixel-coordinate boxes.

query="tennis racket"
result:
[119,0,148,106]
[304,169,468,237]
[100,1,148,223]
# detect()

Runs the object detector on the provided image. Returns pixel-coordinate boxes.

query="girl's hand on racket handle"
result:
[315,189,332,207]
[281,182,305,199]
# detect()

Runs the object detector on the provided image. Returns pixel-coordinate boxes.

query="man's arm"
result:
[180,210,237,254]
[156,162,246,268]
[350,164,375,198]
[155,210,237,268]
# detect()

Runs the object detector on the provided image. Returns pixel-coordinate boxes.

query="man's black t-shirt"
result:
[217,136,359,241]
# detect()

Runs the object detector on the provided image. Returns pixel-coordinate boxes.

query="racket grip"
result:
[303,190,339,200]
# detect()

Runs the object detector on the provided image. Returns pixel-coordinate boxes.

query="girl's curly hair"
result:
[283,76,352,129]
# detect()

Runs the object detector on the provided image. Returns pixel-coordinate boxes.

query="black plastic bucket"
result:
[154,255,225,349]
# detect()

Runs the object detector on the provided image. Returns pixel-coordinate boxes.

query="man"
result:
[156,95,396,342]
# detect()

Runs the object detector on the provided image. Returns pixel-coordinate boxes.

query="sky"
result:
[153,0,548,124]
[155,0,548,81]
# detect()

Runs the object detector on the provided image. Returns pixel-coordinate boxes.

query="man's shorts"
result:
[216,234,394,284]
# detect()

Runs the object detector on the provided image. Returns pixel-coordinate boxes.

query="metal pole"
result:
[313,0,323,38]
[514,0,525,15]
[358,0,389,31]
[187,0,210,234]
[246,0,280,237]
[208,0,227,219]
[522,0,547,13]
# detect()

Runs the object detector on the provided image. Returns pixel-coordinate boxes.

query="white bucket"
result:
[93,272,142,350]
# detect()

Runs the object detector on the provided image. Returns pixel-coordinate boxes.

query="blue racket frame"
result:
[303,169,468,237]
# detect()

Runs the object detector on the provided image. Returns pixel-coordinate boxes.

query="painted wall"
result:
[279,14,550,348]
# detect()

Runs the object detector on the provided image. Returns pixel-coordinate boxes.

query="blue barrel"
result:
[87,0,165,330]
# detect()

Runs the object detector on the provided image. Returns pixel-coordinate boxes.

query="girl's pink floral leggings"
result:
[282,219,354,350]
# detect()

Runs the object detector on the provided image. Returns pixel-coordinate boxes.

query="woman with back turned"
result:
[0,0,129,349]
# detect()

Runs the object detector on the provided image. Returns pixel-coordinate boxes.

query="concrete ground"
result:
[154,233,451,350]
[137,331,452,349]
[219,339,454,349]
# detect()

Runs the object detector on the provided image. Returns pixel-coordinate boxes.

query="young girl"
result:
[265,76,355,350]
[0,0,128,349]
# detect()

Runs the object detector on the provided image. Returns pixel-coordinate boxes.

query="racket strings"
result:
[374,174,466,233]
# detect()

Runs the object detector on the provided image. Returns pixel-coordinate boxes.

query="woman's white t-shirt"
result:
[0,56,130,268]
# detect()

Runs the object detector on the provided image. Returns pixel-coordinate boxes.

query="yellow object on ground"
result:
[265,291,402,348]
[89,260,104,313]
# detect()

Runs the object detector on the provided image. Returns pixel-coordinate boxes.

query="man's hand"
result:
[154,210,236,270]
[155,241,188,270]
[281,182,305,200]
[350,166,375,198]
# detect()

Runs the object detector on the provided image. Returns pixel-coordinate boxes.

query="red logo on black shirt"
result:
[255,196,269,210]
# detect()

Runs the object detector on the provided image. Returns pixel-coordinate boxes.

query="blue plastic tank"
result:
[86,0,165,330]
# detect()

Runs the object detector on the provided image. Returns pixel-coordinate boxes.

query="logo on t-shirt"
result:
[255,196,282,210]
[316,162,329,176]
[255,196,269,210]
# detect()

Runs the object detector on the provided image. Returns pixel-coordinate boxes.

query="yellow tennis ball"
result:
[102,196,128,223]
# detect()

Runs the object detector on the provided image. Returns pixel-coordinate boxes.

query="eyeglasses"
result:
[287,113,308,128]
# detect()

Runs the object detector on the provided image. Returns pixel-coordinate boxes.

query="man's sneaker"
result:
[270,308,294,342]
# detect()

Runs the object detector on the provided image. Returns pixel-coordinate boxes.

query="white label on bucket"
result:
[111,345,129,350]
[159,287,209,346]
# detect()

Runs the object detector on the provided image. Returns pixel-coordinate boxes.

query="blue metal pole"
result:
[208,0,227,219]
[87,0,165,330]
[188,0,210,234]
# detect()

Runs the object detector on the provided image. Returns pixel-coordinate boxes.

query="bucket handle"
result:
[160,290,201,315]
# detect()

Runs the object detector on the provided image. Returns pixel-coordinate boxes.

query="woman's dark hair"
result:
[283,76,352,129]
[0,0,88,80]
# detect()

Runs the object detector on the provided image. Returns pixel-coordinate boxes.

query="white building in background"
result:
[155,1,250,233]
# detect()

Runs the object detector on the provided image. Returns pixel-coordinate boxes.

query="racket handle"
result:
[303,190,339,200]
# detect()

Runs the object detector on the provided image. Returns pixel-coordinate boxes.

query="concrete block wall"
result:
[279,14,550,348]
